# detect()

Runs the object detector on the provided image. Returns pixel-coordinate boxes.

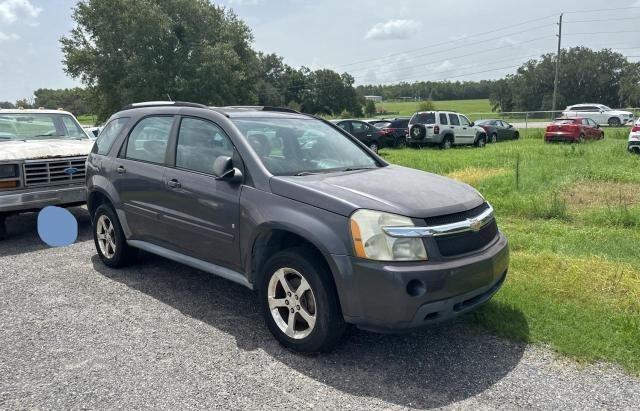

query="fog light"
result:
[406,279,426,297]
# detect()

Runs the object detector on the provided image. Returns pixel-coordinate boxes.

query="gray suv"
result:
[87,102,509,352]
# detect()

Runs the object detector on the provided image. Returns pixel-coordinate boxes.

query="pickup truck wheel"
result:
[440,136,453,150]
[608,117,621,127]
[93,204,137,268]
[260,247,346,353]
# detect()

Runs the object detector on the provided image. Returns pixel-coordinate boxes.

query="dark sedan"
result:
[371,118,410,148]
[331,119,387,153]
[475,120,520,143]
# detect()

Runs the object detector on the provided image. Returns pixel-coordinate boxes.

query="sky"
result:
[1,0,639,102]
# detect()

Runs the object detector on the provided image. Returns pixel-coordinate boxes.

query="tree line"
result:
[356,80,496,102]
[56,0,362,121]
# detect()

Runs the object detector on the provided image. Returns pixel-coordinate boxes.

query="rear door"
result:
[159,116,242,270]
[496,120,510,140]
[111,115,175,243]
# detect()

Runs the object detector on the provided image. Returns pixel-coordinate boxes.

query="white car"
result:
[562,104,634,127]
[0,109,94,239]
[83,126,103,139]
[629,119,640,154]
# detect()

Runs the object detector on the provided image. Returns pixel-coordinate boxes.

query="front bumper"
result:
[330,232,509,332]
[0,184,86,213]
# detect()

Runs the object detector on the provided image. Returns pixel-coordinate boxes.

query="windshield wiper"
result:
[294,171,320,176]
[342,166,377,172]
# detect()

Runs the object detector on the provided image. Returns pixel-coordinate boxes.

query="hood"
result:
[0,139,94,162]
[608,110,633,116]
[270,165,485,218]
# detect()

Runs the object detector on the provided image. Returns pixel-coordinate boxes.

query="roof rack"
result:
[120,101,209,111]
[223,106,301,114]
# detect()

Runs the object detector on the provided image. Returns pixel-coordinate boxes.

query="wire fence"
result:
[466,108,639,128]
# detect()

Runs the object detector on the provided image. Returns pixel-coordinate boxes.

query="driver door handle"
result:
[167,179,181,189]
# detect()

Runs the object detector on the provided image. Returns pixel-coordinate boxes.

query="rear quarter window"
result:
[411,113,435,125]
[95,117,129,155]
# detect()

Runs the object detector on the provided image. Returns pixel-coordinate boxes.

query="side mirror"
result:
[508,124,513,128]
[213,156,243,183]
[469,122,475,127]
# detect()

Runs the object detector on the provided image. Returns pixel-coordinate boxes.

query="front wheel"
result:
[440,137,453,150]
[368,142,379,153]
[475,135,487,148]
[0,213,7,241]
[394,136,407,148]
[93,204,137,268]
[490,133,498,143]
[608,117,621,127]
[260,248,346,353]
[578,134,585,144]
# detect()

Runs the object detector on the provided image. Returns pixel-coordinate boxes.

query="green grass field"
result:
[380,127,640,374]
[376,99,493,118]
[76,114,98,126]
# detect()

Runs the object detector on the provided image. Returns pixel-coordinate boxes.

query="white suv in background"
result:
[407,111,487,149]
[562,104,634,127]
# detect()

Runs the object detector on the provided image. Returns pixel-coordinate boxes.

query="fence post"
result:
[515,153,520,190]
[525,112,528,137]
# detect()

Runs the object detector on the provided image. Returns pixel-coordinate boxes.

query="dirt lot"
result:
[1,209,639,409]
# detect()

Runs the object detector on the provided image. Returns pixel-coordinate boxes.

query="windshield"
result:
[372,121,391,128]
[599,105,612,111]
[0,113,89,141]
[232,117,379,176]
[409,112,435,125]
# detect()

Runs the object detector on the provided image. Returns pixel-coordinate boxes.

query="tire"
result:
[440,135,453,150]
[475,134,487,148]
[608,117,621,127]
[369,142,379,153]
[514,132,520,140]
[260,247,346,353]
[93,204,137,268]
[395,136,407,148]
[410,124,426,140]
[600,132,604,140]
[0,213,7,241]
[490,133,498,144]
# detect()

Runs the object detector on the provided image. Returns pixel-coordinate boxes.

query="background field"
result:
[380,128,640,374]
[375,99,493,118]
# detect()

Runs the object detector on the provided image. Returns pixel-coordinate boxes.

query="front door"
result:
[160,116,242,271]
[112,115,175,243]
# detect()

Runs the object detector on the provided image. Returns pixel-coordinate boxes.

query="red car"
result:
[545,117,604,143]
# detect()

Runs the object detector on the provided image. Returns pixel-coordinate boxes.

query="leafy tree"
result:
[364,99,376,116]
[0,101,15,109]
[33,88,92,115]
[619,62,640,107]
[417,98,435,112]
[61,0,259,121]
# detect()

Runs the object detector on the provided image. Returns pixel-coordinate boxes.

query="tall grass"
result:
[381,129,640,374]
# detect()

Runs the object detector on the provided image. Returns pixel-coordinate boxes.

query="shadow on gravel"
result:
[93,253,528,409]
[0,207,92,257]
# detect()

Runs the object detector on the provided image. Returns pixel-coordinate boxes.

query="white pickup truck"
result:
[0,109,94,239]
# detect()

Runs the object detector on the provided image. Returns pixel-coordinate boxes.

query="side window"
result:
[61,115,87,138]
[448,114,460,126]
[439,113,448,125]
[337,122,350,132]
[176,117,234,175]
[581,119,589,125]
[95,118,129,155]
[125,116,173,164]
[459,115,471,126]
[350,121,367,133]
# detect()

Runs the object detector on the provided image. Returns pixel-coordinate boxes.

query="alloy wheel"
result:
[96,214,116,259]
[267,267,317,340]
[369,143,379,153]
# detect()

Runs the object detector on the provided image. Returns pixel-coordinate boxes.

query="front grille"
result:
[436,219,498,257]
[424,202,490,226]
[23,157,87,187]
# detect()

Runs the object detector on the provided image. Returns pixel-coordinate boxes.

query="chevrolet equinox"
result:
[86,102,509,352]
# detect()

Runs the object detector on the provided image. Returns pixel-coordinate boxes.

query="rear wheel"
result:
[395,136,407,148]
[490,133,498,143]
[368,142,379,153]
[513,132,520,140]
[578,134,585,144]
[260,247,346,353]
[440,136,453,150]
[93,204,137,268]
[608,117,621,127]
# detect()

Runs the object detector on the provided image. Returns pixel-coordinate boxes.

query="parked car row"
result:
[629,119,640,154]
[562,104,634,127]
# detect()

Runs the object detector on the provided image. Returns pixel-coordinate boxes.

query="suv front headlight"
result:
[350,209,427,261]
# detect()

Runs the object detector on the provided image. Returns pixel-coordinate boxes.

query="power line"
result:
[564,16,639,23]
[564,6,640,13]
[565,30,640,35]
[332,15,557,69]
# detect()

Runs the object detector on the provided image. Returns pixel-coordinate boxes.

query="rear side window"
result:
[459,115,471,126]
[374,121,392,128]
[410,113,435,125]
[448,114,460,126]
[176,117,234,175]
[95,118,128,155]
[350,121,369,132]
[125,116,173,164]
[439,113,448,125]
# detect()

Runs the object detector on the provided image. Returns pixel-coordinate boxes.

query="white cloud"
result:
[0,0,41,24]
[364,19,421,41]
[0,31,20,41]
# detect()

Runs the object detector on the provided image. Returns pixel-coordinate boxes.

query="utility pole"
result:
[551,13,563,116]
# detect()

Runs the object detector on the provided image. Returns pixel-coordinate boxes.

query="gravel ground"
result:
[1,208,639,410]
